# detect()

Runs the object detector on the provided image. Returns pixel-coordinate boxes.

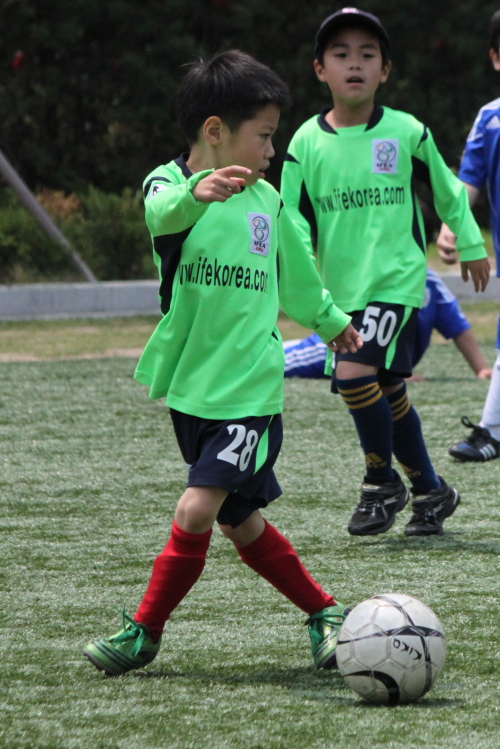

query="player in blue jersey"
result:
[285,270,491,380]
[438,9,500,462]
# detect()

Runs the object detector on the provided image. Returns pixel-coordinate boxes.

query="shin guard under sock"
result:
[135,522,212,639]
[387,384,440,494]
[337,375,395,482]
[236,520,335,615]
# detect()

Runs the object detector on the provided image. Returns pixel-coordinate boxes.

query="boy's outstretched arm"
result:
[191,166,251,203]
[144,165,250,237]
[327,323,363,354]
[453,328,492,378]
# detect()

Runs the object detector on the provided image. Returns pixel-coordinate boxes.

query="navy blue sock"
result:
[337,375,395,483]
[387,383,440,494]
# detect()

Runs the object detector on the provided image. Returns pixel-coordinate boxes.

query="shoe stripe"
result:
[92,640,138,669]
[480,444,495,459]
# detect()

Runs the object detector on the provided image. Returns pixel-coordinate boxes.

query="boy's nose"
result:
[266,142,275,158]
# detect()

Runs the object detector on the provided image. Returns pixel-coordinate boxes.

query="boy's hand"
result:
[192,166,252,203]
[436,223,458,265]
[327,324,363,354]
[461,257,490,292]
[477,368,493,379]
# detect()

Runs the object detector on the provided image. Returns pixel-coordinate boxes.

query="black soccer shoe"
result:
[348,471,409,536]
[404,477,460,537]
[448,416,500,463]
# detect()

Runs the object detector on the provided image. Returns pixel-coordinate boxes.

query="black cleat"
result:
[448,417,500,463]
[404,477,460,537]
[348,471,409,536]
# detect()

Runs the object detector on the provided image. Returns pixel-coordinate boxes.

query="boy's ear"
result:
[202,116,224,146]
[489,48,500,71]
[380,59,392,82]
[313,59,327,82]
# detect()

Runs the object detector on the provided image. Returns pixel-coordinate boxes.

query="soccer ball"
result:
[336,593,446,705]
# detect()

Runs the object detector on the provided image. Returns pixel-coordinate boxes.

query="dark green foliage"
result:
[0,187,153,283]
[1,0,500,194]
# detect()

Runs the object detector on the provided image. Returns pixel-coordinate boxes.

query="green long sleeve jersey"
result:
[134,154,350,419]
[281,106,487,313]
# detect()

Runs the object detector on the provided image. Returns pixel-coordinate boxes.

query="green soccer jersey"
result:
[281,106,487,313]
[134,154,350,419]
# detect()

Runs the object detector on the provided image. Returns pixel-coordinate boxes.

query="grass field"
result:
[1,308,500,749]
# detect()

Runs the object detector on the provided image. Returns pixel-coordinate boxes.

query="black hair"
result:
[489,9,500,53]
[316,18,390,68]
[177,50,291,145]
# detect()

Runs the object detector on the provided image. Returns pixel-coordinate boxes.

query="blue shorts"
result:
[333,303,419,390]
[169,409,283,528]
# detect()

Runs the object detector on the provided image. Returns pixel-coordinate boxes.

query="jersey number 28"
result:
[217,425,259,472]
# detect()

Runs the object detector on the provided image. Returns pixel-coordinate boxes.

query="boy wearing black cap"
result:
[281,8,490,537]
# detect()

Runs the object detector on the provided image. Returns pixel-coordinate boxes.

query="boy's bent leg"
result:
[224,515,334,614]
[336,360,408,536]
[222,514,350,669]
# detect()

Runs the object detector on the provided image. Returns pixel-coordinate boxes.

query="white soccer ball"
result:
[336,593,446,704]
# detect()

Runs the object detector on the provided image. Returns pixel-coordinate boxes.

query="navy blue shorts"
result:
[169,409,283,528]
[332,302,419,391]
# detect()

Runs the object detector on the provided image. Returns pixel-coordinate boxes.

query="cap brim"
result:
[314,13,389,59]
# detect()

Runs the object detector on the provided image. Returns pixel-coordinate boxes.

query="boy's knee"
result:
[219,511,265,547]
[336,360,377,380]
[175,486,227,534]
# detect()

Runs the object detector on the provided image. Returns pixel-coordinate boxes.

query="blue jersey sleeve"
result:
[433,298,470,340]
[458,109,488,190]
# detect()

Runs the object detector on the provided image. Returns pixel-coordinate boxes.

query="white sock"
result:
[480,351,500,441]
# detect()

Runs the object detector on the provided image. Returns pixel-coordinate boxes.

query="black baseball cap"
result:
[314,7,390,62]
[489,9,500,51]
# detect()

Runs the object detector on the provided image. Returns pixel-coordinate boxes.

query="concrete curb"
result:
[441,273,500,301]
[0,275,498,321]
[0,280,160,320]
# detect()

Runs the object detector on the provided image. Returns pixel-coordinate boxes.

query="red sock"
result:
[134,521,212,639]
[236,520,335,615]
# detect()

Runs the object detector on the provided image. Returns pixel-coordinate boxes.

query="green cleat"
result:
[306,603,351,670]
[83,611,161,676]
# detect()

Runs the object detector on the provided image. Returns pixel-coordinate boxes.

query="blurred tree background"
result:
[1,0,499,280]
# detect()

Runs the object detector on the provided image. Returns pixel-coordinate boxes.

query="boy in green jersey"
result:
[84,50,362,676]
[281,8,490,537]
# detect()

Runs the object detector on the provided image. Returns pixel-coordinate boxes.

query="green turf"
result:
[1,342,500,748]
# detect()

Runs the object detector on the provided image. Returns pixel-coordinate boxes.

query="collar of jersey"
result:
[317,104,384,135]
[174,152,246,192]
[174,152,193,178]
